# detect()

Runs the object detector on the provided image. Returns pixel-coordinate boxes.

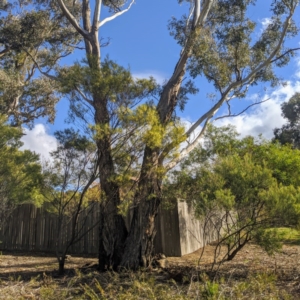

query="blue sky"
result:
[21,0,300,160]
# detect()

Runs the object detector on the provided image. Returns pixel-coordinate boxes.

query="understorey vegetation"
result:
[167,124,300,272]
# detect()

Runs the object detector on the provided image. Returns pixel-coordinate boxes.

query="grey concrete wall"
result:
[154,201,219,257]
[177,201,219,256]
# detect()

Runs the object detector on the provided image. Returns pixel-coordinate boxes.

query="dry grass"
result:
[0,243,300,299]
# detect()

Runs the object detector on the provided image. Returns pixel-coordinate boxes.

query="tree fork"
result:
[120,146,162,269]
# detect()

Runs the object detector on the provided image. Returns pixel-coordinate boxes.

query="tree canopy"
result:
[0,0,80,126]
[0,115,44,226]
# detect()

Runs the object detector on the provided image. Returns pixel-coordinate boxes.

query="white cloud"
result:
[215,80,300,139]
[261,17,272,31]
[133,70,168,85]
[295,57,300,79]
[21,124,57,162]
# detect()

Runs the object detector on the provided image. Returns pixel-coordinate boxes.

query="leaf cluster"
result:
[59,58,157,125]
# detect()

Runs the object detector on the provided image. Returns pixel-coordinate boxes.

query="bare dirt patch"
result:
[165,243,300,296]
[0,252,97,281]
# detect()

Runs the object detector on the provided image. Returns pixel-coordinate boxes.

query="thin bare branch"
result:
[98,0,135,28]
[65,43,86,50]
[270,47,300,64]
[226,100,231,115]
[214,98,270,121]
[25,64,36,83]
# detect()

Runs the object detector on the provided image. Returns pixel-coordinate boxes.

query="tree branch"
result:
[169,7,296,166]
[98,0,135,28]
[192,0,200,29]
[24,50,59,81]
[195,0,214,28]
[270,47,300,64]
[164,116,212,170]
[75,86,94,105]
[214,98,270,121]
[185,2,195,33]
[240,10,294,85]
[185,95,227,137]
[56,0,91,39]
[82,0,93,56]
[93,0,102,32]
[157,0,215,123]
[0,47,10,58]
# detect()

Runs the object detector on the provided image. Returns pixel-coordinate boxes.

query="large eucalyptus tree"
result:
[2,0,299,269]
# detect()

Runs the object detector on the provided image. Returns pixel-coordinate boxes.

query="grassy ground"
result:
[1,229,300,299]
[277,227,300,245]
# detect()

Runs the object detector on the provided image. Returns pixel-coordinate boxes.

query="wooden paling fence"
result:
[0,202,219,256]
[0,203,100,254]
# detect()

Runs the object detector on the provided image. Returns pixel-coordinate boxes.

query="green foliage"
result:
[103,0,127,13]
[253,228,283,255]
[275,227,300,245]
[120,104,165,149]
[0,0,80,126]
[169,0,299,99]
[59,58,157,109]
[274,93,300,148]
[168,125,300,260]
[0,115,44,224]
[199,274,220,300]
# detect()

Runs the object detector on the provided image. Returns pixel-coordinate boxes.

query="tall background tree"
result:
[0,0,80,126]
[0,115,44,229]
[274,93,300,148]
[1,0,300,270]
